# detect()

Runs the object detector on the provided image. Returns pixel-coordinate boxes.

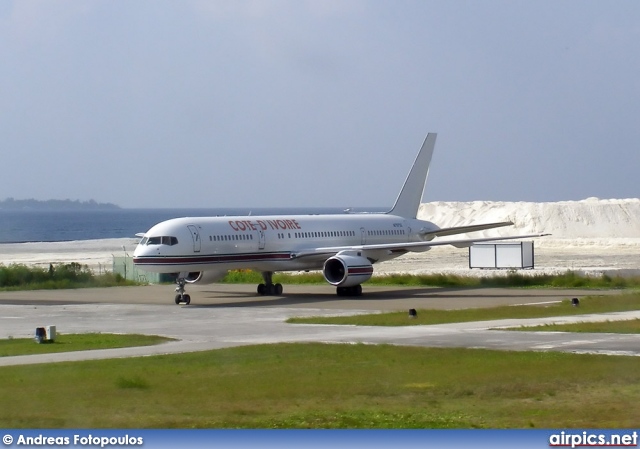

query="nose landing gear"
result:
[174,277,191,305]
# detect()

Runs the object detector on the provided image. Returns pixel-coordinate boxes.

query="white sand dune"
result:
[418,197,640,240]
[0,199,638,277]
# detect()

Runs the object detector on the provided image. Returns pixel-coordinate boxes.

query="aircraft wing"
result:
[420,221,514,239]
[292,232,550,260]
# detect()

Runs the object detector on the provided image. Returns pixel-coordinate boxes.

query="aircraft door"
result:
[360,227,366,245]
[187,225,201,253]
[258,230,266,250]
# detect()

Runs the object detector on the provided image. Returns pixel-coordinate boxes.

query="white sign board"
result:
[469,242,534,269]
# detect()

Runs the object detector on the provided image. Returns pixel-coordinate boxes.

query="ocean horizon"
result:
[0,207,386,243]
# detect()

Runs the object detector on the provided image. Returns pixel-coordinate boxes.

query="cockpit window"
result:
[140,237,148,245]
[162,236,179,246]
[145,236,178,246]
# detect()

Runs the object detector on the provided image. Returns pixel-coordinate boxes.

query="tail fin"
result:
[387,133,437,218]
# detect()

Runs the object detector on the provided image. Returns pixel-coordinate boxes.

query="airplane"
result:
[133,133,548,304]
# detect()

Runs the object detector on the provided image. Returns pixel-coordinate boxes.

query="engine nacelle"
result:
[323,251,373,287]
[180,270,227,284]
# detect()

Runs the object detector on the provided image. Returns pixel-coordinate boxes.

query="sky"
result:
[1,1,639,209]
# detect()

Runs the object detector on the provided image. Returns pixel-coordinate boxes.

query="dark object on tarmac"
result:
[35,327,46,343]
[571,298,580,307]
[409,308,417,318]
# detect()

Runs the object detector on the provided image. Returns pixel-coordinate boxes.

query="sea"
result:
[0,207,384,243]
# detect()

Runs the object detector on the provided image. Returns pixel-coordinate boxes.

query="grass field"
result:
[287,292,640,326]
[221,270,640,289]
[2,284,639,428]
[1,343,639,428]
[514,319,640,334]
[0,334,173,357]
[0,263,137,291]
[3,263,640,292]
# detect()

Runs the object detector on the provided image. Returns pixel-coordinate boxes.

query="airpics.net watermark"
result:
[3,434,143,447]
[549,431,638,448]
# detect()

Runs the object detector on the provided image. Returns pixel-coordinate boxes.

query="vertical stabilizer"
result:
[387,133,437,218]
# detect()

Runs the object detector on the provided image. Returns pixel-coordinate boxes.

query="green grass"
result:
[4,264,640,291]
[221,269,640,289]
[2,267,639,428]
[370,271,640,288]
[287,292,640,326]
[1,343,639,428]
[513,319,640,334]
[0,263,139,291]
[0,333,173,357]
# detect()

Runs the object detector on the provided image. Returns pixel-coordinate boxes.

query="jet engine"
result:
[181,270,227,284]
[323,251,373,287]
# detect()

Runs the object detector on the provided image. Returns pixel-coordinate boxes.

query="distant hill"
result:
[0,198,121,211]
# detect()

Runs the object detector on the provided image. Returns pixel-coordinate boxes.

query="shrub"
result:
[0,263,138,290]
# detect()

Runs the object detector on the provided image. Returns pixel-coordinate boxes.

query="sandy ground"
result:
[0,237,638,278]
[0,238,139,274]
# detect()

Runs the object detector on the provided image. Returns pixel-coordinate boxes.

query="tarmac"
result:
[1,284,640,367]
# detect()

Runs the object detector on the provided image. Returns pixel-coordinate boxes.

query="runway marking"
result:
[513,301,562,306]
[570,350,640,357]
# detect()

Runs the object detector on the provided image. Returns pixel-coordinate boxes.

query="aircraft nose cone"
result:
[133,244,146,258]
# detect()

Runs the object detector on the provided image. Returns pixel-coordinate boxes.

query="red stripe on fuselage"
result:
[133,252,292,266]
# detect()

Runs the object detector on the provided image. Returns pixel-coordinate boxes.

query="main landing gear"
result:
[174,277,191,305]
[336,285,363,297]
[257,271,283,296]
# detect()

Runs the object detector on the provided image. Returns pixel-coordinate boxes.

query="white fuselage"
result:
[133,213,437,274]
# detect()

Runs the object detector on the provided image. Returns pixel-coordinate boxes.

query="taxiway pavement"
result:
[1,284,639,366]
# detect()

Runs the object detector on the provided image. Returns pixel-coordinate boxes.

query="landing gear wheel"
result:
[336,285,363,297]
[174,277,191,305]
[257,282,283,296]
[257,272,284,296]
